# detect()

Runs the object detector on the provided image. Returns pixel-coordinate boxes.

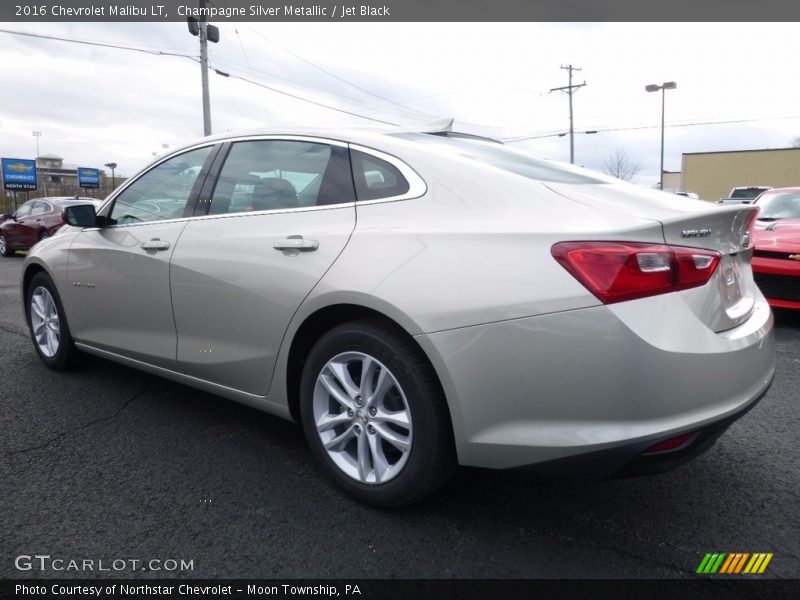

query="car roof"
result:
[166,120,488,158]
[34,196,98,203]
[758,187,800,194]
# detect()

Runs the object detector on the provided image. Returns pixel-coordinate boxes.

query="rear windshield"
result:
[731,187,768,199]
[393,133,609,184]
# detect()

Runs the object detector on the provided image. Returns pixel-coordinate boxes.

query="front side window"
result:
[109,146,214,224]
[208,140,355,215]
[14,203,33,218]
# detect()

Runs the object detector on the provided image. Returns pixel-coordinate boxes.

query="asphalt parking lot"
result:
[1,253,798,580]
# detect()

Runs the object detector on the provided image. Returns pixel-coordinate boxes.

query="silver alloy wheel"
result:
[313,351,413,484]
[39,232,49,241]
[0,235,6,254]
[30,286,60,358]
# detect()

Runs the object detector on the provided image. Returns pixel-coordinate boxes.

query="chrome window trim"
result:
[348,143,427,204]
[99,135,355,227]
[95,135,427,228]
[88,201,357,230]
[97,141,220,218]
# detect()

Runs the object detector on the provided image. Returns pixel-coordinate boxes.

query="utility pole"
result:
[199,1,211,137]
[188,1,220,136]
[550,65,586,164]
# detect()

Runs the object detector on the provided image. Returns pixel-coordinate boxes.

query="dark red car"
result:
[751,187,800,310]
[0,196,102,256]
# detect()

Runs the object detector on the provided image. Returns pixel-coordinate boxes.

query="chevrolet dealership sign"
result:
[1,158,38,191]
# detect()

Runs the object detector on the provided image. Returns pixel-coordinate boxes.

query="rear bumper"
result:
[418,293,775,471]
[514,376,772,478]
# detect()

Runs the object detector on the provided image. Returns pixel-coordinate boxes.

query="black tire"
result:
[300,318,456,507]
[0,233,12,257]
[26,272,82,370]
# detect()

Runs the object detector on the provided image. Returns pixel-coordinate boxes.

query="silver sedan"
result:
[21,128,775,506]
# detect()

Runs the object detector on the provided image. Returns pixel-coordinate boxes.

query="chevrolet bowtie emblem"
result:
[789,254,800,261]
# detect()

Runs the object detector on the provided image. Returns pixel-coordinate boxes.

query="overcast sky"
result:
[1,22,798,185]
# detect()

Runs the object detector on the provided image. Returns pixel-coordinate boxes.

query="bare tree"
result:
[602,148,642,182]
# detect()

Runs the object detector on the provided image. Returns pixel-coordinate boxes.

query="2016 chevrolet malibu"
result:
[21,128,775,506]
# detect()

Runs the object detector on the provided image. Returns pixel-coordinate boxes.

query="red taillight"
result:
[642,433,694,454]
[551,241,721,304]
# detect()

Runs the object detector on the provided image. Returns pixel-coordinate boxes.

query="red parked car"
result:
[0,196,101,256]
[751,187,800,310]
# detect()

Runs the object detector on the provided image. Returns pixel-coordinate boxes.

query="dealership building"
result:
[680,147,800,202]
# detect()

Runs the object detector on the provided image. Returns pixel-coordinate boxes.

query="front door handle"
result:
[140,238,171,251]
[273,235,319,252]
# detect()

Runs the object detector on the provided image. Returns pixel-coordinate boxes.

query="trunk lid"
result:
[545,182,759,332]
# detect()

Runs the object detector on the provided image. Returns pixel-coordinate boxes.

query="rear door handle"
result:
[273,235,319,251]
[140,238,171,251]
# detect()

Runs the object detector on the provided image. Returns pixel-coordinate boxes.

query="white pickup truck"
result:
[718,185,771,205]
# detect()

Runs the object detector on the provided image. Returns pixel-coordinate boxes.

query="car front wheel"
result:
[26,272,81,369]
[300,319,455,507]
[0,233,12,256]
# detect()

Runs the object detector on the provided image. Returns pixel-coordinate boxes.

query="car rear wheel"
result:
[39,230,49,242]
[26,272,81,370]
[0,233,12,256]
[300,318,455,507]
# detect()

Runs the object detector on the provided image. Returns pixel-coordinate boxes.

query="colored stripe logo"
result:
[696,553,773,574]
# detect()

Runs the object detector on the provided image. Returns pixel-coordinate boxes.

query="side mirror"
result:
[63,204,98,227]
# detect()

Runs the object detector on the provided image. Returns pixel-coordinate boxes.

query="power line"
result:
[0,27,401,127]
[242,25,441,121]
[228,22,269,123]
[503,115,800,143]
[0,28,197,59]
[213,69,400,126]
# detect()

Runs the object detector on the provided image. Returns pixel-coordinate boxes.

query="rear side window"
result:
[31,201,50,215]
[350,150,410,201]
[208,141,355,215]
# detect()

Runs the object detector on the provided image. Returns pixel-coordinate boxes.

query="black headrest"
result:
[252,177,297,210]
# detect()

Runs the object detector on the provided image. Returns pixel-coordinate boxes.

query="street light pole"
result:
[645,81,677,190]
[32,131,45,196]
[104,162,117,191]
[32,130,42,157]
[660,87,665,190]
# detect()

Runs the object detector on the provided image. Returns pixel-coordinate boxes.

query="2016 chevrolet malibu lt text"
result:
[21,128,775,506]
